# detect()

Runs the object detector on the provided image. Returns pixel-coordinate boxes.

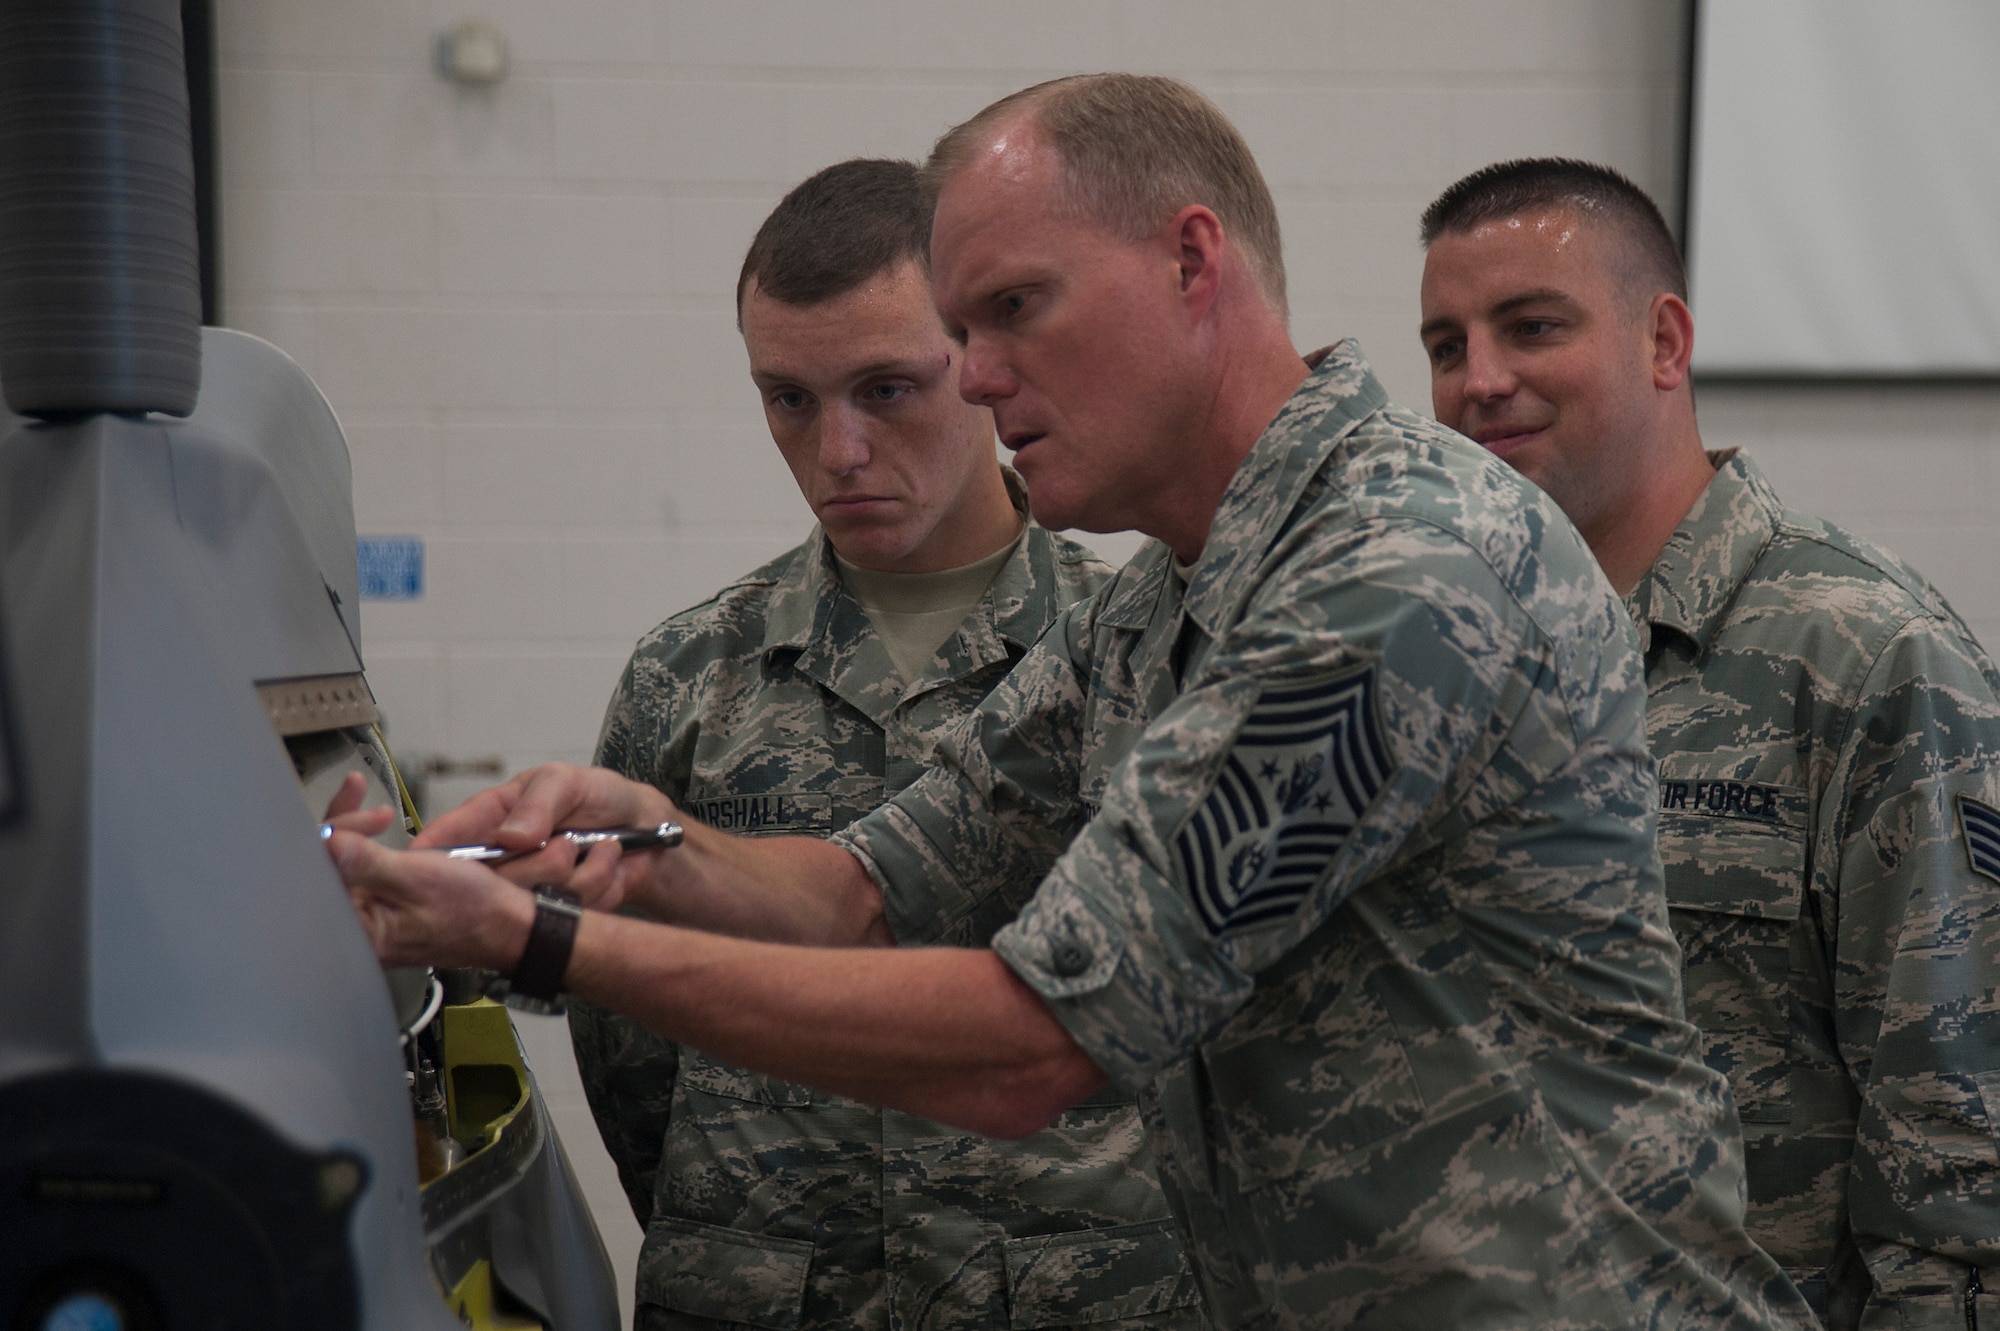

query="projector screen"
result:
[1686,1,2000,376]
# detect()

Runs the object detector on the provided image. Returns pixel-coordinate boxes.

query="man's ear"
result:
[1650,292,1695,391]
[1171,204,1227,321]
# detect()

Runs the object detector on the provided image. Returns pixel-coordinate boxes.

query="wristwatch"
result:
[500,883,583,1015]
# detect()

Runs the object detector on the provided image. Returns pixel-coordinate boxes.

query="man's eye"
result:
[865,383,910,403]
[1427,339,1462,366]
[771,390,809,411]
[1000,292,1029,318]
[1517,319,1557,337]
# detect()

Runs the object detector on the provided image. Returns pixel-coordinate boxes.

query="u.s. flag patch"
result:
[1959,795,2000,884]
[1175,665,1391,936]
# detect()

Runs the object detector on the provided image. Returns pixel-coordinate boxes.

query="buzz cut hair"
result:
[736,158,930,329]
[1420,158,1687,304]
[922,73,1288,315]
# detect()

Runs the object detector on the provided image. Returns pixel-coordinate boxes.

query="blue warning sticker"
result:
[357,537,425,601]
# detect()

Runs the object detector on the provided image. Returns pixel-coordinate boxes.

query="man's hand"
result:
[321,770,397,839]
[410,761,678,899]
[326,827,624,969]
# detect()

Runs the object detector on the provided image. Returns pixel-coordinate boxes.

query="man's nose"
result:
[957,336,1015,407]
[817,404,871,474]
[1460,332,1517,402]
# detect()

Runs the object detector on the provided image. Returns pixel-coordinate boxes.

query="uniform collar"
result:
[760,470,1054,711]
[1177,338,1389,640]
[1628,448,1780,657]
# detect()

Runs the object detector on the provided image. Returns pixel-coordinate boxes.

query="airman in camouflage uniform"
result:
[1635,453,2000,1328]
[574,487,1207,1331]
[1420,158,2000,1328]
[839,339,1811,1330]
[568,156,1201,1331]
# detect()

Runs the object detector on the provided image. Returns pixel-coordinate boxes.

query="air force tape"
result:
[1959,795,2000,885]
[1176,665,1391,936]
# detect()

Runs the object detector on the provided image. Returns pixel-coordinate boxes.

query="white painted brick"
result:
[776,83,1006,183]
[1444,86,1660,190]
[555,308,745,412]
[223,189,435,294]
[883,0,1125,72]
[446,649,633,755]
[659,411,811,531]
[1752,430,1995,525]
[347,421,443,529]
[217,69,313,184]
[559,536,759,645]
[1342,0,1673,76]
[430,309,560,409]
[660,1,903,70]
[657,82,793,184]
[1210,88,1447,191]
[309,308,556,412]
[428,537,568,641]
[551,80,670,182]
[311,308,431,410]
[435,79,559,181]
[1114,1,1346,73]
[436,193,666,295]
[356,594,443,646]
[440,424,679,527]
[313,72,554,180]
[665,194,783,298]
[358,645,448,756]
[217,0,428,65]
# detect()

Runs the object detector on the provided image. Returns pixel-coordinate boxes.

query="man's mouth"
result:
[1001,431,1046,454]
[1471,425,1547,459]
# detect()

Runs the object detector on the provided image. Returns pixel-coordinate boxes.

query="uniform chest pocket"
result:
[680,1050,813,1108]
[1657,789,1807,1125]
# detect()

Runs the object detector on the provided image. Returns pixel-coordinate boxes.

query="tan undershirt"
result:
[835,530,1024,682]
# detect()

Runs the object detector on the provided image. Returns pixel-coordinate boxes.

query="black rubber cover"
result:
[0,0,202,417]
[0,1067,365,1331]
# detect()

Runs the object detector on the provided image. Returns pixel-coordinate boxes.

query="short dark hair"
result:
[1421,158,1686,304]
[736,158,929,328]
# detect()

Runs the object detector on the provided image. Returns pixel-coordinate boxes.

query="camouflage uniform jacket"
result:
[1633,450,2000,1331]
[572,491,1207,1331]
[837,342,1816,1330]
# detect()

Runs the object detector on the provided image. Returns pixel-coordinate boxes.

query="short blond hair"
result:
[923,74,1287,314]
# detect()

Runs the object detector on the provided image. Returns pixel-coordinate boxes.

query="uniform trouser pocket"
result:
[637,1214,814,1331]
[1001,1219,1199,1329]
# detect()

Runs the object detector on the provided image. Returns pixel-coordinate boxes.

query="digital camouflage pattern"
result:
[839,342,1817,1330]
[570,487,1207,1331]
[1632,451,2000,1331]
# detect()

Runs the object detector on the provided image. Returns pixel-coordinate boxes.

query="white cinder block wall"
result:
[215,0,2000,1312]
[217,0,1693,777]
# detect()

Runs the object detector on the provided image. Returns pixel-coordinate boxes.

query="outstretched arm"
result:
[328,829,1103,1136]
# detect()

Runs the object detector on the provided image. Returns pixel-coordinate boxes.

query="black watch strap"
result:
[509,884,583,1003]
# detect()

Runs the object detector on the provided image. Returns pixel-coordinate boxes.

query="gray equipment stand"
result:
[0,329,618,1331]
